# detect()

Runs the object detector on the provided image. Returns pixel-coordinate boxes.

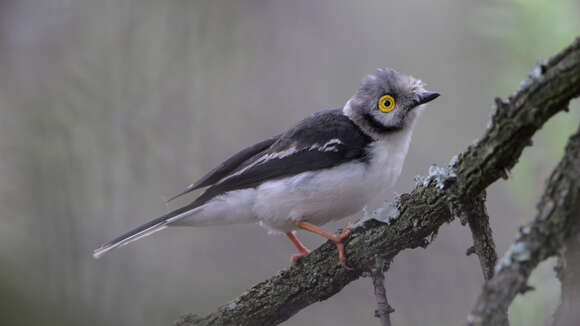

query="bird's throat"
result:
[361,113,403,135]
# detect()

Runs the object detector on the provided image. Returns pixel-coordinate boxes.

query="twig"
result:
[461,192,508,326]
[462,192,499,282]
[466,122,580,326]
[369,257,394,326]
[177,37,580,326]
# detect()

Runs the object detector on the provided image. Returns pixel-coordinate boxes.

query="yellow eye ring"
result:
[378,95,395,113]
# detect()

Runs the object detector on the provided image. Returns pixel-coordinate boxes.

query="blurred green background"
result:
[1,1,579,325]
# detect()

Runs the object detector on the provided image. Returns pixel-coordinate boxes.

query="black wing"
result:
[191,109,373,207]
[166,135,280,202]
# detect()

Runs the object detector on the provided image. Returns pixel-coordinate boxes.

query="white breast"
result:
[363,127,414,210]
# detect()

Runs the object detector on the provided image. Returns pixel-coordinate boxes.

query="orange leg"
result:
[291,220,354,265]
[286,232,310,264]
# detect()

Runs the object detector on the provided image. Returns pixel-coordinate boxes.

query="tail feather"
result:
[165,183,196,203]
[93,203,203,259]
[92,218,168,259]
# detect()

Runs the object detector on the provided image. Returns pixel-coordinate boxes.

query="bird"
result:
[93,68,439,265]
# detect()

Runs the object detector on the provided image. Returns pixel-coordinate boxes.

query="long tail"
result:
[92,202,203,259]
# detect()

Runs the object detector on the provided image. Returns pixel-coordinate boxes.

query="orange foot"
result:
[286,232,310,264]
[291,220,354,265]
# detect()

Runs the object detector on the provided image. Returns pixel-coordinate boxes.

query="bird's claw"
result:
[332,224,354,266]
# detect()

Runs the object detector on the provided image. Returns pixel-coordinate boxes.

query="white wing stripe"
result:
[165,206,204,224]
[217,139,343,184]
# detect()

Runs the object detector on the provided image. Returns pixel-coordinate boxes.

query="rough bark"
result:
[464,192,499,282]
[176,37,580,326]
[463,192,508,326]
[369,257,394,326]
[466,121,580,326]
[552,230,580,326]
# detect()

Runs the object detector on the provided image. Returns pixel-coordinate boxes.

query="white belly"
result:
[253,162,369,232]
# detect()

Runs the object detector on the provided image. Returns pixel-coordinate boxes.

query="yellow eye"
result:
[378,95,395,113]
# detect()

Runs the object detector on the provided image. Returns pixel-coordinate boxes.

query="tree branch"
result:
[552,220,580,325]
[368,257,394,326]
[463,191,499,282]
[176,37,580,326]
[462,192,508,326]
[466,121,580,326]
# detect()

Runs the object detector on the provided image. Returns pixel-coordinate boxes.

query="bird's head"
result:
[344,68,439,138]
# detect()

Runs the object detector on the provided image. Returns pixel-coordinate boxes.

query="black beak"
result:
[416,91,440,105]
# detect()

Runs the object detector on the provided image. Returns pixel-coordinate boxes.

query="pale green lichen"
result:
[515,225,534,241]
[422,162,457,190]
[487,101,501,129]
[423,231,437,245]
[515,64,545,95]
[227,302,237,310]
[495,241,532,273]
[415,156,458,190]
[471,137,482,146]
[449,154,459,168]
[414,175,426,187]
[353,199,400,227]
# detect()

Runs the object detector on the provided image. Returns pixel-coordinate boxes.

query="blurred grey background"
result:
[1,1,579,325]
